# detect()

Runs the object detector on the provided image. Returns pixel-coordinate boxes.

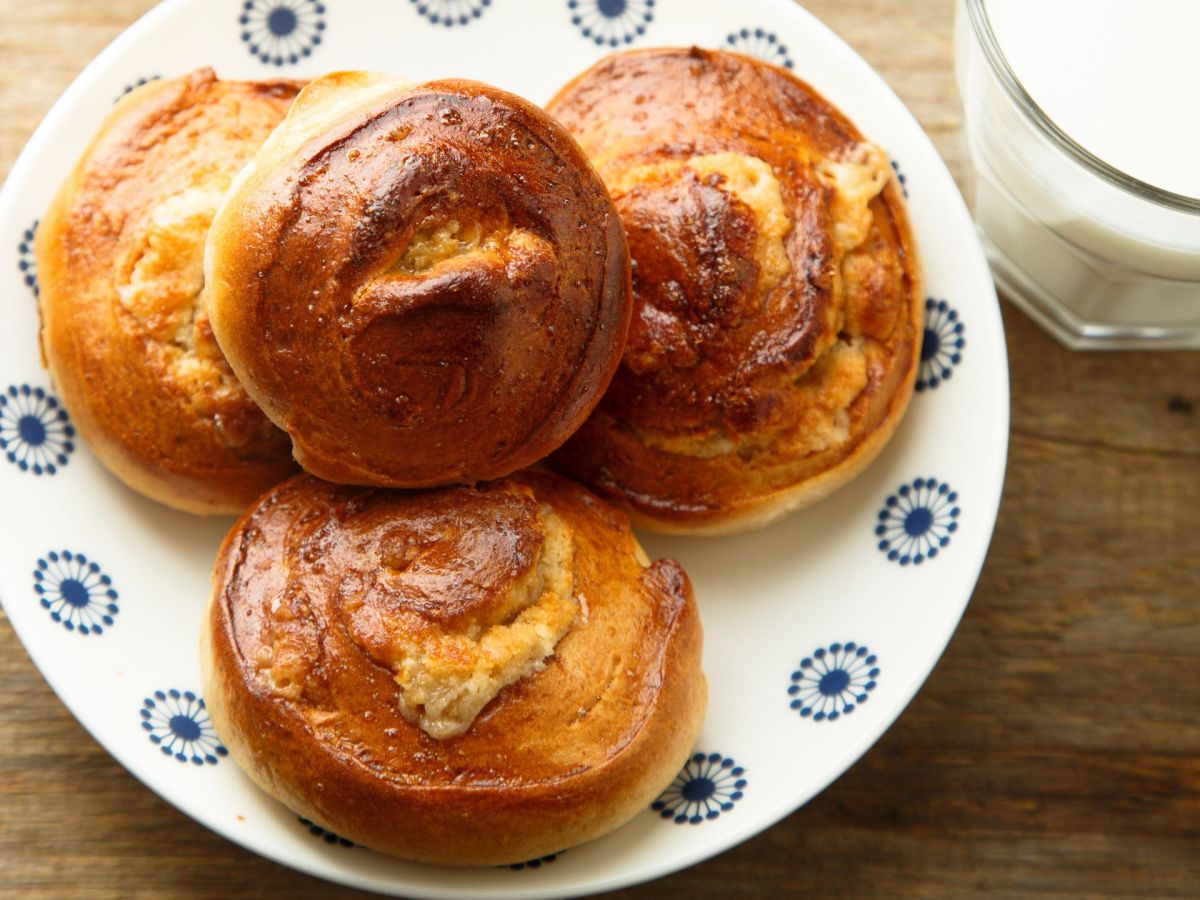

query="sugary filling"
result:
[118,186,221,355]
[390,218,542,275]
[610,141,895,462]
[684,152,792,297]
[115,186,258,443]
[606,152,792,300]
[395,220,501,273]
[262,499,578,741]
[815,142,891,252]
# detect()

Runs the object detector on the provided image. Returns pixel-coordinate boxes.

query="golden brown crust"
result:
[547,49,923,534]
[206,72,633,488]
[201,470,705,865]
[34,69,300,515]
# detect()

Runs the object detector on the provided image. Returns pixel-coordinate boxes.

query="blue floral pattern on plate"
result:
[917,298,964,391]
[507,853,560,871]
[239,0,326,66]
[17,219,37,298]
[725,27,793,69]
[568,0,654,47]
[140,690,228,765]
[652,753,746,825]
[409,0,492,26]
[33,550,119,636]
[876,477,960,565]
[0,384,75,476]
[299,816,355,847]
[116,74,161,102]
[788,642,879,721]
[891,157,909,198]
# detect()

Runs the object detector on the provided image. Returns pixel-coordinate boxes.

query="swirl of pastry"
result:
[201,470,705,865]
[35,69,300,514]
[205,72,632,488]
[547,49,923,534]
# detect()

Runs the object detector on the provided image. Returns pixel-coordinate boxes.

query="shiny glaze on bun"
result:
[548,49,923,533]
[206,72,632,488]
[201,470,705,865]
[35,69,300,514]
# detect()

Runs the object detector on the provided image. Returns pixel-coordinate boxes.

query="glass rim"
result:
[965,0,1200,215]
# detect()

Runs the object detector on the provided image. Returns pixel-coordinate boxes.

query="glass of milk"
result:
[955,0,1200,349]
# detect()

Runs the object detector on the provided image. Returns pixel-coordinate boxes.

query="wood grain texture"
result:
[2,1,1198,897]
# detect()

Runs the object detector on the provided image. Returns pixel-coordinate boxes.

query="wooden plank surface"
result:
[2,1,1198,897]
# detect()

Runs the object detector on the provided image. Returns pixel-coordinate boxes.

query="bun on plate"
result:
[35,69,300,514]
[205,72,632,489]
[201,469,705,865]
[548,48,923,534]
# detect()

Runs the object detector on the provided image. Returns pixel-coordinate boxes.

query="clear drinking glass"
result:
[955,0,1200,349]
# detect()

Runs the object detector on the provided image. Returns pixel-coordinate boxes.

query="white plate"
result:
[0,0,1008,895]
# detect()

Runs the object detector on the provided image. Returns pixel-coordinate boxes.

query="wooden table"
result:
[2,1,1198,896]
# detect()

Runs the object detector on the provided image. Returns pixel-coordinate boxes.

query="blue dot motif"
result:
[876,477,960,565]
[140,690,227,765]
[892,158,909,198]
[568,0,654,47]
[652,752,746,825]
[17,219,38,299]
[507,852,561,870]
[409,0,492,27]
[299,816,355,847]
[239,0,325,66]
[0,384,75,476]
[725,28,794,70]
[917,298,965,391]
[33,550,119,636]
[116,74,161,102]
[788,642,879,721]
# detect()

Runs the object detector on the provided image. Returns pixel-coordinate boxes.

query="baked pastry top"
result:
[35,69,300,514]
[202,469,705,865]
[206,72,632,489]
[548,48,923,533]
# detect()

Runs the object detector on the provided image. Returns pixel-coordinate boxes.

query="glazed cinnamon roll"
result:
[205,72,632,488]
[201,470,705,865]
[35,69,300,514]
[547,49,923,534]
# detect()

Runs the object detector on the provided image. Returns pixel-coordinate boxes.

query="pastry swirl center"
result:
[393,219,511,274]
[262,483,578,740]
[346,213,556,426]
[607,152,792,311]
[116,185,261,445]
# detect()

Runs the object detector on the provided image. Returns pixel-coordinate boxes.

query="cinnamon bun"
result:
[201,470,705,864]
[547,49,923,534]
[35,69,300,514]
[205,72,632,488]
